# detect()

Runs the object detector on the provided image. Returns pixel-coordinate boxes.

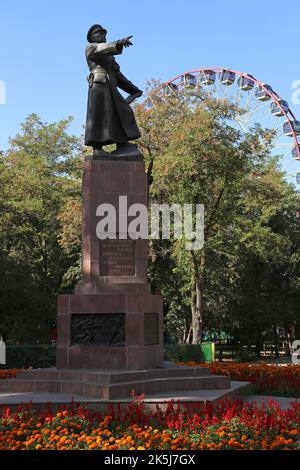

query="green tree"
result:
[0,114,83,343]
[225,167,300,355]
[136,88,300,346]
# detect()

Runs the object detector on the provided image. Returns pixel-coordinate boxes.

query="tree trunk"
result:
[295,319,300,340]
[185,324,192,344]
[273,325,279,358]
[191,254,205,344]
[284,324,293,355]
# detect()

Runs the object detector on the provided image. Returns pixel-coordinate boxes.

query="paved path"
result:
[245,394,299,410]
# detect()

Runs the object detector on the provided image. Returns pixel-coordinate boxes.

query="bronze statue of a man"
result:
[85,24,143,157]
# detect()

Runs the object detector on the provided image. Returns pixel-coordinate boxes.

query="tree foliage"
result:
[0,114,83,343]
[136,87,300,347]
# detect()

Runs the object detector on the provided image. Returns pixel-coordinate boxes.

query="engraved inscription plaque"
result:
[144,313,159,345]
[71,313,125,346]
[100,239,135,276]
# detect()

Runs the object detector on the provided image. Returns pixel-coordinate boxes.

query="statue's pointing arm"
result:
[86,41,123,62]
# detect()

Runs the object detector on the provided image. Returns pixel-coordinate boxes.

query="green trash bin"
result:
[201,342,215,363]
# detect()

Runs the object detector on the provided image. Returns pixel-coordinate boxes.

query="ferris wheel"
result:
[144,68,300,187]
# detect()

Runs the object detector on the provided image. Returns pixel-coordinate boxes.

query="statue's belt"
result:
[87,71,116,86]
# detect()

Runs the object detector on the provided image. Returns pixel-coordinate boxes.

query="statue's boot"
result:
[110,142,142,159]
[93,146,110,157]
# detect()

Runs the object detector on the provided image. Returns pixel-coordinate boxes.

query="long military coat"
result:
[84,41,141,146]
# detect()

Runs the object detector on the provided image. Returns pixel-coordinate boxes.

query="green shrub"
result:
[235,346,257,362]
[0,344,56,369]
[164,343,203,362]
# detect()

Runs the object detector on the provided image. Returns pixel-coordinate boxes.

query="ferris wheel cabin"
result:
[200,70,216,85]
[220,70,235,86]
[237,74,255,91]
[270,99,290,117]
[255,84,273,101]
[164,82,178,96]
[283,120,300,137]
[292,145,300,159]
[181,73,197,88]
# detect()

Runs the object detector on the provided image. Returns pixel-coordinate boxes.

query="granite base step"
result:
[0,364,230,399]
[14,364,212,383]
[0,382,253,413]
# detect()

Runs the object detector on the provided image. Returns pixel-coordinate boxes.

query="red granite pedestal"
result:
[56,157,164,370]
[1,155,233,401]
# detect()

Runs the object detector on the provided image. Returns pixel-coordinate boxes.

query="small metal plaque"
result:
[144,313,159,345]
[71,313,125,346]
[100,239,135,276]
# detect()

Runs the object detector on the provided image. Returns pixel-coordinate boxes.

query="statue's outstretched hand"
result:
[118,35,133,48]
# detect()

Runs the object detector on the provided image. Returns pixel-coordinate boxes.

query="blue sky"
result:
[1,0,300,176]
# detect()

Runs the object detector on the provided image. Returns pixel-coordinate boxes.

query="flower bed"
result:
[0,398,299,450]
[0,370,17,379]
[179,362,300,397]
